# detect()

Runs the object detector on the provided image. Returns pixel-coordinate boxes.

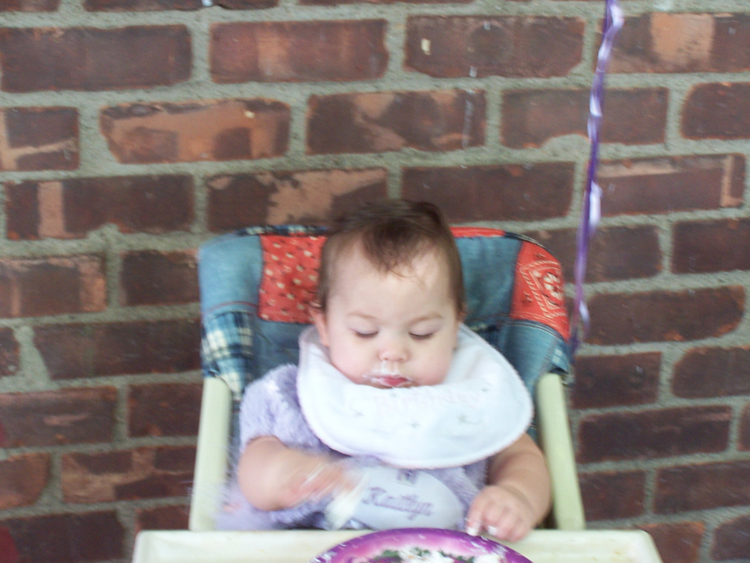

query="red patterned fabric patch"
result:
[259,235,326,323]
[451,227,504,238]
[510,241,570,340]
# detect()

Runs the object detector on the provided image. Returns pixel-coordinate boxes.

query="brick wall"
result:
[0,1,748,562]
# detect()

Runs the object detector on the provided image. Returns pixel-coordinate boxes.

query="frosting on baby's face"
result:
[311,244,461,388]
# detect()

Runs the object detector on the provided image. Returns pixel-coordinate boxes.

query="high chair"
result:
[189,225,585,532]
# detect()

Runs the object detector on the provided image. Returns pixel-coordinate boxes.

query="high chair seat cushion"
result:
[199,226,569,404]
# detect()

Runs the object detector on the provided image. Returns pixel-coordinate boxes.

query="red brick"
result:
[6,175,193,240]
[508,0,640,1]
[0,0,59,10]
[571,352,660,409]
[403,163,574,222]
[34,319,200,380]
[405,16,584,78]
[207,168,387,231]
[712,514,750,560]
[136,505,189,532]
[740,404,750,451]
[61,446,194,503]
[0,328,19,378]
[655,460,750,514]
[211,20,387,83]
[502,89,667,148]
[598,155,745,216]
[154,444,196,471]
[303,0,469,4]
[587,287,744,345]
[86,0,276,7]
[85,0,202,9]
[673,347,750,399]
[0,527,18,563]
[66,449,134,474]
[128,382,202,437]
[528,226,661,282]
[100,99,289,164]
[0,387,116,447]
[307,90,485,155]
[639,522,704,563]
[0,255,106,318]
[0,107,78,171]
[683,83,750,139]
[0,26,190,93]
[213,0,278,6]
[1,511,123,562]
[120,250,198,306]
[609,14,750,74]
[579,471,645,521]
[577,406,732,463]
[0,453,50,510]
[673,218,750,274]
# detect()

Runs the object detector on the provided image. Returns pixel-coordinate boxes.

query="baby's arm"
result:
[465,433,551,542]
[237,435,353,511]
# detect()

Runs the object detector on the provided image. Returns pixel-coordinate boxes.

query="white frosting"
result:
[398,548,455,563]
[297,325,533,468]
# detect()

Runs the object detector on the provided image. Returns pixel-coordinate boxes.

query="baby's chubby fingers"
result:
[465,485,535,541]
[465,493,510,538]
[488,510,530,543]
[465,491,493,536]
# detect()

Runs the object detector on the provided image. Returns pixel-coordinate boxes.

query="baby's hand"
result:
[275,451,354,509]
[465,484,536,542]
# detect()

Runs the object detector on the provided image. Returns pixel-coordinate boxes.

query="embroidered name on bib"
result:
[352,467,463,530]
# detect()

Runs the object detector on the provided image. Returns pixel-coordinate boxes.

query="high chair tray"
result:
[132,529,663,563]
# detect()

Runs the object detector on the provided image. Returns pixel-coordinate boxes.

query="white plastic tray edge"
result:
[133,530,663,563]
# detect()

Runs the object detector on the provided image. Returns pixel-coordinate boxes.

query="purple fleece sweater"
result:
[215,364,488,530]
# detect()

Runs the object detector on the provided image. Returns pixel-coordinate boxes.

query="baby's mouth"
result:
[366,374,413,388]
[364,361,412,388]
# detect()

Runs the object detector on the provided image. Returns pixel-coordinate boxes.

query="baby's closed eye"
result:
[353,330,378,339]
[409,332,434,341]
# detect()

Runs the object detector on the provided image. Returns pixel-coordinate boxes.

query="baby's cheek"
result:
[424,357,452,385]
[335,347,374,382]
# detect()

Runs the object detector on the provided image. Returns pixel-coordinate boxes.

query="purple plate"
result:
[309,528,533,563]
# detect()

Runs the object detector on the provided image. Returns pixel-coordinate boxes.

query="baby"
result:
[219,200,551,541]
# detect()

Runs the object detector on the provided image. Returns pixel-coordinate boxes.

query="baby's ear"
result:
[309,305,330,347]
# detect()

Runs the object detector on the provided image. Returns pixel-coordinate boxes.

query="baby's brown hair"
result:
[314,200,465,315]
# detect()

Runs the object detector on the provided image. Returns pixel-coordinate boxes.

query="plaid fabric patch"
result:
[201,311,254,401]
[238,225,327,237]
[550,344,572,382]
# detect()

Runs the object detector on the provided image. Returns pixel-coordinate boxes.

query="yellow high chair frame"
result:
[188,226,585,532]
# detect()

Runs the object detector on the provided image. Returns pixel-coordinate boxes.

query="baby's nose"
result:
[379,338,408,362]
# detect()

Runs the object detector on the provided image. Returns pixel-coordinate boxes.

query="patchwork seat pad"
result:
[199,225,570,405]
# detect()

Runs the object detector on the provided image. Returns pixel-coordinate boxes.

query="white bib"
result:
[297,325,533,468]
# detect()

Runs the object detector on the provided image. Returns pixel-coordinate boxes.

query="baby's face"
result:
[311,245,461,388]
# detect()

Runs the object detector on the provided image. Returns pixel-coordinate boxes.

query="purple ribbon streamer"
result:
[569,0,623,358]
